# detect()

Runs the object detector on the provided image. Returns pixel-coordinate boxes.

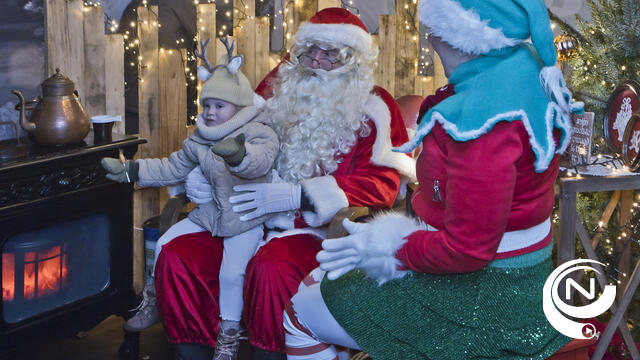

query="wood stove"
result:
[0,133,145,356]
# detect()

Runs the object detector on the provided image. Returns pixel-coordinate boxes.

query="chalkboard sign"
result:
[562,112,594,167]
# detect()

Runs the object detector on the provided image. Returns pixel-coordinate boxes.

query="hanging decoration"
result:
[554,32,578,62]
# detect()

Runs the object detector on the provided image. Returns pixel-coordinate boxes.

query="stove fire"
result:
[2,245,68,302]
[2,253,14,301]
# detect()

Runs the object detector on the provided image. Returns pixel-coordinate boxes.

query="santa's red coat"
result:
[154,78,411,351]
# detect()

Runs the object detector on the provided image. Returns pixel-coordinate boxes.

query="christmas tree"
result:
[551,0,640,148]
[550,1,640,351]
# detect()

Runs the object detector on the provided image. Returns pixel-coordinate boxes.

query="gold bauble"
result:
[554,33,578,62]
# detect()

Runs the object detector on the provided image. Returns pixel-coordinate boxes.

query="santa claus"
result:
[153,8,414,360]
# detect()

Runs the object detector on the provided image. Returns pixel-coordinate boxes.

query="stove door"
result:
[2,214,110,323]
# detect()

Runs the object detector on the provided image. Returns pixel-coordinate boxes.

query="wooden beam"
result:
[105,34,126,135]
[133,5,161,294]
[236,0,257,87]
[376,15,396,96]
[394,0,418,97]
[294,0,317,32]
[433,52,447,89]
[196,3,217,114]
[83,5,107,119]
[255,16,272,86]
[617,190,633,303]
[137,6,160,159]
[44,0,85,104]
[158,49,188,208]
[318,0,341,10]
[414,76,434,97]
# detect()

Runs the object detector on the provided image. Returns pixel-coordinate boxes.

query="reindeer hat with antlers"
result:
[196,36,254,107]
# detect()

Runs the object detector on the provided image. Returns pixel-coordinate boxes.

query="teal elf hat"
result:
[417,0,582,118]
[395,0,585,172]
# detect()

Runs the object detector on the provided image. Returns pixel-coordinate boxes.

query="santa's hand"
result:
[185,166,213,204]
[230,182,301,221]
[317,219,368,280]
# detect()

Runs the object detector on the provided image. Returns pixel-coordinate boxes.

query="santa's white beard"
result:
[266,63,374,184]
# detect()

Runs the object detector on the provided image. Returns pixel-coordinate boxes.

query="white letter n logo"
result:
[566,277,595,301]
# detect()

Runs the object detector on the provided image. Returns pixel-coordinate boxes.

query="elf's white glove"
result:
[185,166,213,204]
[230,182,301,221]
[318,213,422,284]
[317,219,368,280]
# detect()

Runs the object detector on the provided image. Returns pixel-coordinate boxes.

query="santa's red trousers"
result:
[154,230,322,352]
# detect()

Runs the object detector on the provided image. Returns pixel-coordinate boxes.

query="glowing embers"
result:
[2,253,14,301]
[2,243,69,302]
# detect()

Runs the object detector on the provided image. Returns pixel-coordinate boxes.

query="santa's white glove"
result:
[230,182,301,221]
[317,219,368,280]
[185,166,213,204]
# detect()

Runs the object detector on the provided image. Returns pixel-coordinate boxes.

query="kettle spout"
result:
[12,90,36,132]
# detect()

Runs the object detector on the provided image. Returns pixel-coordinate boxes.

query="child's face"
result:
[202,98,237,127]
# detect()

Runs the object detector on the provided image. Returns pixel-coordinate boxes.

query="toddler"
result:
[101,37,278,360]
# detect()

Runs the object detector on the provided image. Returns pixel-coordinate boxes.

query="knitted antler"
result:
[216,36,244,84]
[219,36,236,60]
[194,38,214,81]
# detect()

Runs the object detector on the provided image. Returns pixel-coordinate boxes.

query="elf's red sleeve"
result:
[395,121,525,274]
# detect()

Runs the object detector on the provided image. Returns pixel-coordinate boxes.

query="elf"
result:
[285,0,585,359]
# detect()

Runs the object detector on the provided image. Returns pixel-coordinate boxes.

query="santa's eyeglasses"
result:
[297,46,342,71]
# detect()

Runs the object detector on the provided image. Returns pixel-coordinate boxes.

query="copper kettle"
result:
[13,68,90,146]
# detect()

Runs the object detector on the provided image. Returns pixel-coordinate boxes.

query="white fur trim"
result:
[365,94,417,182]
[395,102,573,172]
[359,212,426,285]
[253,93,266,108]
[425,218,551,254]
[264,212,296,230]
[294,22,375,58]
[418,0,522,55]
[265,227,327,243]
[301,176,349,227]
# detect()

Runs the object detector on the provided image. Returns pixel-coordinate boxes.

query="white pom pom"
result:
[197,66,212,81]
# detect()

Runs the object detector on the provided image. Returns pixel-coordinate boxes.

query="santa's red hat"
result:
[294,8,375,58]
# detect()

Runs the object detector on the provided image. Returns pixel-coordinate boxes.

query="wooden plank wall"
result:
[318,0,341,10]
[133,5,161,293]
[254,17,271,85]
[105,34,126,134]
[234,0,271,89]
[44,0,85,104]
[236,0,257,87]
[394,0,418,98]
[196,3,217,112]
[370,1,447,98]
[83,6,107,119]
[375,15,396,97]
[158,49,188,207]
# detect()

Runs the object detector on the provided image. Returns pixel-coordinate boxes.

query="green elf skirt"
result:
[321,243,570,360]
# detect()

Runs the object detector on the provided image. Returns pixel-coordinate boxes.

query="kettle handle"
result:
[12,90,36,132]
